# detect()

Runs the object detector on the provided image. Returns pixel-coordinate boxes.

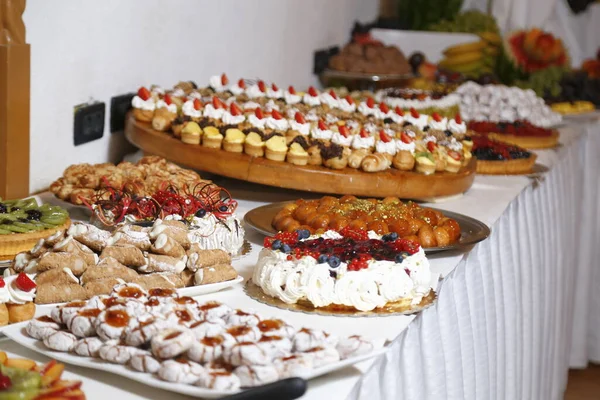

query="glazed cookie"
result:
[151,327,195,359]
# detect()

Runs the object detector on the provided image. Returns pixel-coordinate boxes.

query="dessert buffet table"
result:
[2,119,599,399]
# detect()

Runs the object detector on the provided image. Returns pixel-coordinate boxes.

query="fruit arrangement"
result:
[581,49,600,79]
[0,351,85,399]
[514,66,567,98]
[0,198,68,235]
[546,71,600,113]
[396,0,463,31]
[438,32,503,78]
[428,10,500,34]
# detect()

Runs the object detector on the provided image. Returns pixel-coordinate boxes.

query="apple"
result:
[41,363,64,387]
[4,358,37,370]
[37,381,83,399]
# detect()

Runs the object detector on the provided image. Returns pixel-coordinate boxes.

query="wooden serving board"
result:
[125,114,476,199]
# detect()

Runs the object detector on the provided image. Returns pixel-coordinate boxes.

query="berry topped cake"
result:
[471,135,537,174]
[467,120,559,149]
[253,228,435,312]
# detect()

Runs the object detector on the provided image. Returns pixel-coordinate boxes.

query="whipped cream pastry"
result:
[253,229,435,312]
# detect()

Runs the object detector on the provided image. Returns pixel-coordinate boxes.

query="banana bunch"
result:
[438,32,502,77]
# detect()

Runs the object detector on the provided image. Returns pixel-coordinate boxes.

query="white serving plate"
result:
[0,276,243,335]
[2,323,386,399]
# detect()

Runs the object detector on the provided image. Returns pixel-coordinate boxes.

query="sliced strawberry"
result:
[318,120,327,131]
[345,95,354,105]
[394,106,404,115]
[271,109,283,120]
[163,94,173,105]
[15,272,36,292]
[448,150,461,161]
[366,97,375,108]
[455,114,462,124]
[193,98,202,110]
[230,102,242,116]
[212,96,224,109]
[308,86,318,97]
[294,112,306,124]
[400,131,412,144]
[379,102,390,113]
[137,87,151,101]
[254,108,264,119]
[0,277,4,288]
[427,141,436,152]
[238,79,246,89]
[432,112,442,122]
[360,128,369,138]
[339,125,350,137]
[410,108,419,118]
[288,86,297,95]
[221,73,229,86]
[379,130,392,143]
[271,83,279,91]
[328,89,338,99]
[258,80,266,93]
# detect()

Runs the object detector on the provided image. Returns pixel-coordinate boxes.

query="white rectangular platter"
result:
[2,323,386,399]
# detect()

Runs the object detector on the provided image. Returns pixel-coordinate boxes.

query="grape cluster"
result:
[515,66,567,98]
[551,71,600,106]
[428,10,499,34]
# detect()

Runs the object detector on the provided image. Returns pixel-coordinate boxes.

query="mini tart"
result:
[223,129,245,153]
[486,131,559,150]
[286,143,309,166]
[244,132,265,157]
[0,219,71,261]
[476,154,537,175]
[414,153,435,175]
[202,126,224,149]
[180,122,202,145]
[265,136,288,162]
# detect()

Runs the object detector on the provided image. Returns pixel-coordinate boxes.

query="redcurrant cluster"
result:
[348,254,372,271]
[339,226,369,241]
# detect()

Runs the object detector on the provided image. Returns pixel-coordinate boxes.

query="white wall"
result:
[24,0,378,192]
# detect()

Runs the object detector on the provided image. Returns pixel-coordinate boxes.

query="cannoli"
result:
[35,280,88,305]
[194,263,238,285]
[151,233,186,258]
[12,252,32,272]
[44,230,67,247]
[52,236,98,265]
[30,239,50,258]
[150,219,190,248]
[108,227,151,251]
[139,254,186,274]
[186,249,231,272]
[35,267,80,286]
[180,269,195,287]
[80,257,139,285]
[361,152,392,172]
[348,148,370,169]
[37,252,88,276]
[134,273,185,290]
[392,150,415,171]
[84,278,125,297]
[100,245,146,267]
[67,223,111,252]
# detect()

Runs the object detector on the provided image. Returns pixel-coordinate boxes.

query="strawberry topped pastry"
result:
[467,120,559,149]
[131,86,156,122]
[254,227,436,312]
[0,272,37,326]
[471,135,537,175]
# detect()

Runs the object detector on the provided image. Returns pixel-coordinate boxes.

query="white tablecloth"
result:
[4,118,599,399]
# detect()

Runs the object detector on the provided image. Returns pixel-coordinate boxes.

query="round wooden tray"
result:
[125,114,476,199]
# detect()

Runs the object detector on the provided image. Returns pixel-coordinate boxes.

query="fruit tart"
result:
[0,198,70,261]
[471,135,537,175]
[0,352,86,399]
[272,195,461,248]
[467,120,559,149]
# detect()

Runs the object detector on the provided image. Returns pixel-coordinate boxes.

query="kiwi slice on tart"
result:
[0,197,71,260]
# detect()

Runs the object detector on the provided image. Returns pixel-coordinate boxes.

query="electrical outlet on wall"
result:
[110,93,135,133]
[73,102,105,146]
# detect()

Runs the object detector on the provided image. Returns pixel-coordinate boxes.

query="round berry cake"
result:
[471,135,537,175]
[252,228,435,313]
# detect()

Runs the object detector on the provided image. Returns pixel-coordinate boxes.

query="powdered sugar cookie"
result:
[257,319,296,339]
[225,325,261,343]
[99,342,140,364]
[226,310,260,327]
[293,328,338,352]
[51,301,87,325]
[94,306,133,341]
[189,319,226,339]
[234,365,279,387]
[69,308,102,337]
[196,368,241,391]
[26,316,60,340]
[43,331,78,352]
[124,315,172,347]
[197,301,233,321]
[158,359,205,384]
[275,353,314,378]
[111,283,148,302]
[302,346,340,367]
[151,327,195,359]
[73,337,104,357]
[223,342,273,367]
[129,352,162,374]
[256,335,292,358]
[336,335,375,359]
[187,335,234,364]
